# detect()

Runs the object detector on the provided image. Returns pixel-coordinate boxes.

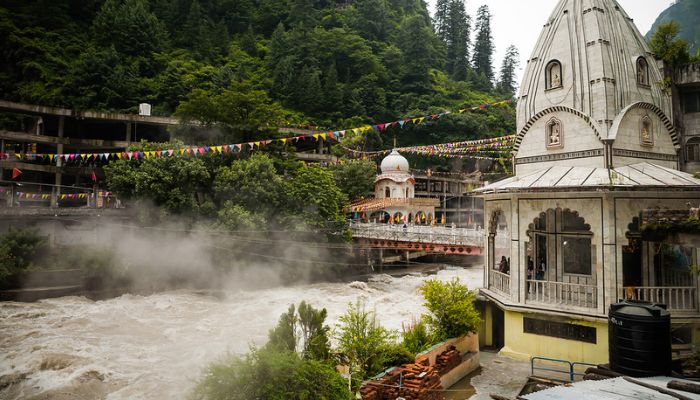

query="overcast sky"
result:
[426,0,672,86]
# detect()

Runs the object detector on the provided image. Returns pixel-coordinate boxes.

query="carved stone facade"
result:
[478,0,700,365]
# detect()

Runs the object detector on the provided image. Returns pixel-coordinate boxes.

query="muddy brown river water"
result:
[0,267,482,399]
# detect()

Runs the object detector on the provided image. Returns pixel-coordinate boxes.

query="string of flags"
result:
[0,187,113,200]
[339,134,516,160]
[1,99,513,164]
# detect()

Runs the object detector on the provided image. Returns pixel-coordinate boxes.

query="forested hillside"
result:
[647,0,700,55]
[0,0,516,148]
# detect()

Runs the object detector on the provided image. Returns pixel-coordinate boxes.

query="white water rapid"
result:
[0,267,482,399]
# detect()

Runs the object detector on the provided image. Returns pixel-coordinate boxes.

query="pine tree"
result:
[287,0,316,30]
[471,4,494,88]
[434,0,450,41]
[496,45,519,97]
[323,63,342,112]
[444,0,470,81]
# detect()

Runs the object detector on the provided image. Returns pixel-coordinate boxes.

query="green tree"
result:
[216,201,266,231]
[0,228,47,289]
[92,0,169,58]
[496,45,519,97]
[471,5,494,89]
[419,278,481,341]
[331,160,377,201]
[104,147,210,215]
[214,153,285,216]
[649,21,692,68]
[191,348,352,400]
[176,81,284,143]
[285,165,348,232]
[444,0,471,81]
[266,301,332,361]
[335,300,396,389]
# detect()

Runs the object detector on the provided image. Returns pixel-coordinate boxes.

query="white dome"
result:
[380,150,410,173]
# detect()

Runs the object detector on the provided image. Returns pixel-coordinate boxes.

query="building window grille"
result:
[687,138,700,162]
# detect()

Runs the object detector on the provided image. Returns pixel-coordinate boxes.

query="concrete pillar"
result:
[0,138,5,179]
[378,248,383,273]
[317,137,324,154]
[125,122,132,144]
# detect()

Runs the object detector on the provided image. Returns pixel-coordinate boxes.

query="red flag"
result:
[11,168,22,179]
[91,171,97,182]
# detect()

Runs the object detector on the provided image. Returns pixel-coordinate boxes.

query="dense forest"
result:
[0,0,517,149]
[647,0,700,56]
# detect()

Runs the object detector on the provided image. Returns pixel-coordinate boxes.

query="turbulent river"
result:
[0,266,482,400]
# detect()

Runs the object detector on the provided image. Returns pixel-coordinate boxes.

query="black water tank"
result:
[609,301,671,377]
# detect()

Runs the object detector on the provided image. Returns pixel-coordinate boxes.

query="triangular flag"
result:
[11,168,22,179]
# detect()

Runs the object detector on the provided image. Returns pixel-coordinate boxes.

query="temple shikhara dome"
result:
[514,0,677,175]
[477,0,700,365]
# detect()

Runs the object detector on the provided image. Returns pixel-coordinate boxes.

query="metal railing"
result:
[0,181,120,209]
[350,222,491,247]
[531,357,597,382]
[489,269,511,296]
[620,286,698,312]
[526,280,597,308]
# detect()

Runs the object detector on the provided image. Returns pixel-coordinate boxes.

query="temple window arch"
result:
[545,60,563,90]
[640,115,653,147]
[636,56,649,86]
[546,117,563,148]
[687,137,700,161]
[525,208,594,284]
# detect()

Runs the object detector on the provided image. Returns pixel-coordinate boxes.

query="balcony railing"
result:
[489,269,511,296]
[526,280,597,309]
[350,222,493,247]
[620,287,698,312]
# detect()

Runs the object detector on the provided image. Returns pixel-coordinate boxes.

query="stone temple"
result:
[477,0,700,364]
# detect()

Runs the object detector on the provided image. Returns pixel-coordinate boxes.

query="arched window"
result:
[545,60,563,90]
[385,187,390,198]
[526,209,593,279]
[637,57,649,86]
[687,137,700,161]
[546,117,563,148]
[640,115,653,147]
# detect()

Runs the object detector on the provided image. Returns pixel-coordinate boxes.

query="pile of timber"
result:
[434,346,461,375]
[361,360,444,400]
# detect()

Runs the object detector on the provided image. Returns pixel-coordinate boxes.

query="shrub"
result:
[191,348,351,400]
[266,301,331,361]
[0,228,47,289]
[402,318,435,354]
[335,300,397,389]
[419,278,481,341]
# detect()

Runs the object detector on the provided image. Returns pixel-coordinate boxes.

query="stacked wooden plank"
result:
[434,346,461,375]
[360,362,444,400]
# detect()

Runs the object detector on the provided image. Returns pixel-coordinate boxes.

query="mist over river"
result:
[0,266,482,400]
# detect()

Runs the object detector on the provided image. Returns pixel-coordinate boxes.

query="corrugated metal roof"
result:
[477,163,700,193]
[522,376,700,400]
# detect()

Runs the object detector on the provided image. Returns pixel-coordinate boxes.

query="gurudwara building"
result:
[478,0,700,364]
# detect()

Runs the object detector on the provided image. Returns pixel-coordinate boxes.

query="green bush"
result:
[402,318,435,354]
[419,278,481,341]
[266,301,331,361]
[191,348,352,400]
[335,300,397,389]
[0,228,47,289]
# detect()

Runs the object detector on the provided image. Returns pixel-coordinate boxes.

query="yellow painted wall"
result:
[499,310,609,365]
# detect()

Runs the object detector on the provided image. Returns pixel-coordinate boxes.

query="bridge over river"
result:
[350,222,509,258]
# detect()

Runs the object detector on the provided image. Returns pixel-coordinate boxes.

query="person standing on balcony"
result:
[537,258,546,280]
